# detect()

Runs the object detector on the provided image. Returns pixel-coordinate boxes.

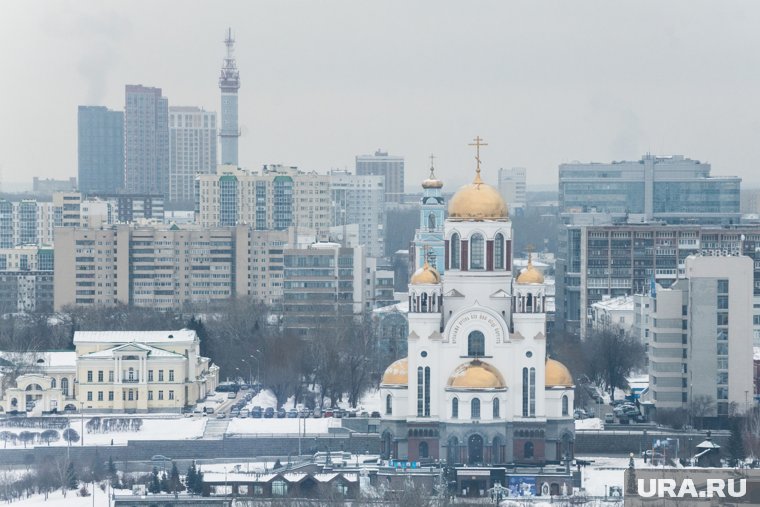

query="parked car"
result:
[230,409,240,417]
[604,413,615,424]
[276,408,286,418]
[312,409,322,418]
[333,409,343,419]
[216,412,226,419]
[264,407,275,418]
[204,407,214,414]
[299,409,310,418]
[370,411,381,418]
[251,407,262,418]
[227,392,237,399]
[287,409,298,418]
[240,408,250,418]
[323,409,334,418]
[574,409,587,420]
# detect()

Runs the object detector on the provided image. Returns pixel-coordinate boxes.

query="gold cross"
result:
[468,136,488,182]
[429,153,436,168]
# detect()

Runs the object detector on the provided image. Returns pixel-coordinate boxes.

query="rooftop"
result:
[73,329,197,345]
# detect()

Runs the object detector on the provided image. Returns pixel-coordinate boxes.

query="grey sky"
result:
[2,1,760,191]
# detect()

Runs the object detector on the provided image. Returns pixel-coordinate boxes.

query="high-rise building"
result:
[556,221,760,338]
[168,107,217,205]
[559,154,741,224]
[219,28,240,166]
[634,255,754,418]
[356,150,405,204]
[124,85,169,197]
[195,165,331,233]
[33,177,78,194]
[329,170,385,258]
[498,167,526,215]
[0,246,54,314]
[410,160,445,273]
[78,106,125,194]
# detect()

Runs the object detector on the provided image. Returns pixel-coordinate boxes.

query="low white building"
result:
[0,329,219,414]
[589,295,635,335]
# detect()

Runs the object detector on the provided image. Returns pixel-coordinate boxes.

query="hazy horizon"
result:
[3,0,760,191]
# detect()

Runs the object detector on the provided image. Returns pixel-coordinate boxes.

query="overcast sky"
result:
[2,1,760,191]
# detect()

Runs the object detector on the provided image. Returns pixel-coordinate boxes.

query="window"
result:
[562,395,569,416]
[386,394,392,415]
[148,391,153,401]
[524,441,534,459]
[98,371,103,382]
[494,233,505,269]
[272,480,288,496]
[87,391,92,401]
[419,441,429,458]
[50,378,56,388]
[87,371,93,383]
[717,313,728,326]
[468,330,485,357]
[470,233,484,270]
[61,378,68,396]
[424,367,431,417]
[471,398,481,419]
[97,391,103,401]
[158,370,164,382]
[108,371,114,382]
[493,398,500,418]
[128,390,133,401]
[148,370,154,382]
[718,279,729,294]
[417,367,424,417]
[169,370,175,382]
[169,390,175,400]
[452,397,459,419]
[108,391,114,401]
[450,233,460,269]
[522,367,536,417]
[158,391,164,400]
[128,368,135,381]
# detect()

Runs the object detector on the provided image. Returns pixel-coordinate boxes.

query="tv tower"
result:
[219,27,241,166]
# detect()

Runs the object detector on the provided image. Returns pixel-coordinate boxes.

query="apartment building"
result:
[0,246,54,313]
[634,255,754,417]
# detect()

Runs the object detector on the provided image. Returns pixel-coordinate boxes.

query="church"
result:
[379,142,575,466]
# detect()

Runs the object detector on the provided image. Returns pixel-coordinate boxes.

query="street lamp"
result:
[80,401,85,447]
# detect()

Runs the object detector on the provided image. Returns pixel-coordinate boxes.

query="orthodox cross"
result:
[468,136,488,182]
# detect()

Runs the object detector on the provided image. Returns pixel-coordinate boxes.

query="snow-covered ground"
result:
[7,487,129,506]
[579,455,668,497]
[575,417,604,430]
[226,417,339,435]
[0,417,207,448]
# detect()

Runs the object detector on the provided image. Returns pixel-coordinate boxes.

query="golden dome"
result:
[545,358,573,387]
[381,357,408,386]
[448,171,507,220]
[410,260,441,285]
[447,360,506,389]
[516,255,544,284]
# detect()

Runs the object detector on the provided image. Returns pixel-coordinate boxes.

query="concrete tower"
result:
[219,28,241,166]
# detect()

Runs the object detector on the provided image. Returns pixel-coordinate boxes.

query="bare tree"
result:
[583,329,646,401]
[687,395,715,430]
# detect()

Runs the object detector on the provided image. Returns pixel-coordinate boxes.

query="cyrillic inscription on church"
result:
[450,311,504,344]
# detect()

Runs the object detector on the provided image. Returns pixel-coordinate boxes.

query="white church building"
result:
[379,155,575,465]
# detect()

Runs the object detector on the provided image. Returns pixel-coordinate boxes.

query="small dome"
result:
[381,357,408,386]
[545,358,573,387]
[516,256,544,284]
[422,166,443,189]
[448,171,507,221]
[447,360,506,389]
[410,260,441,285]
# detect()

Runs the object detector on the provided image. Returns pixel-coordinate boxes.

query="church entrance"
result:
[468,434,483,464]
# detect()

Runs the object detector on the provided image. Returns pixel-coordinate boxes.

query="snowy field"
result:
[7,488,128,506]
[226,417,339,435]
[575,417,604,430]
[0,417,207,448]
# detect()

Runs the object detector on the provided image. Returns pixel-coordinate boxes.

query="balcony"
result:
[122,378,139,383]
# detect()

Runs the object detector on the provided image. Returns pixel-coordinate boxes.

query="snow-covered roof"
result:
[373,301,408,315]
[696,439,720,449]
[591,295,634,311]
[79,343,185,359]
[0,351,77,368]
[283,473,308,483]
[73,329,197,345]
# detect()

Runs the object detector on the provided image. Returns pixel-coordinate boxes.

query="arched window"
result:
[419,441,429,459]
[562,395,569,416]
[470,233,484,270]
[494,233,505,269]
[428,213,436,231]
[128,368,135,381]
[468,331,485,357]
[471,398,481,419]
[493,398,500,419]
[386,394,392,415]
[50,378,56,388]
[524,441,534,459]
[450,233,461,269]
[61,377,69,396]
[452,397,459,419]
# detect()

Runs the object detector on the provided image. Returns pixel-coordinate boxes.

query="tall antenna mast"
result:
[219,27,241,166]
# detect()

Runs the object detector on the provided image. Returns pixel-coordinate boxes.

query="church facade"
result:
[379,155,574,466]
